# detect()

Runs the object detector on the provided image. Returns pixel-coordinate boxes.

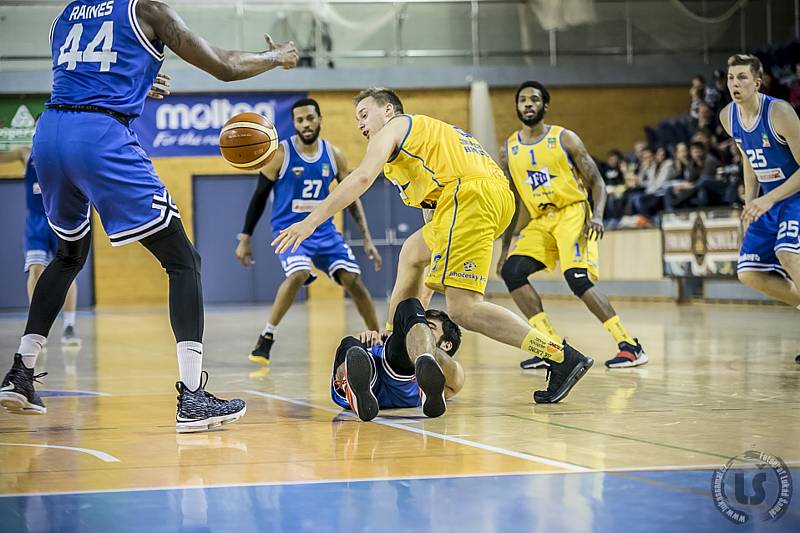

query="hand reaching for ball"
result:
[265,34,298,70]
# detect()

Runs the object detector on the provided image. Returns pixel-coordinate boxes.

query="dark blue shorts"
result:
[738,195,800,277]
[33,109,179,246]
[24,211,58,271]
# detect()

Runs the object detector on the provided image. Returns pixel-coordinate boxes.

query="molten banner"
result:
[132,92,305,157]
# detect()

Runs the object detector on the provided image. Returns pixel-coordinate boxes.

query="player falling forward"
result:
[0,0,298,431]
[274,88,594,404]
[236,98,381,364]
[720,54,800,365]
[497,81,646,369]
[1,147,80,345]
[332,297,464,421]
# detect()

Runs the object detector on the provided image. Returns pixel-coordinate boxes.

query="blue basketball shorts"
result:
[738,195,800,277]
[330,342,420,411]
[32,109,179,247]
[24,211,59,272]
[274,224,361,285]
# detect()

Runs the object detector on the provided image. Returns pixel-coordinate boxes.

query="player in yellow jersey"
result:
[274,87,594,404]
[497,81,647,369]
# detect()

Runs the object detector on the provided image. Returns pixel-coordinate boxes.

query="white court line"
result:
[0,442,119,463]
[243,390,590,473]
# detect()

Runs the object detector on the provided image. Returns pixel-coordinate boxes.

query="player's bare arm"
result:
[136,0,298,81]
[562,129,606,240]
[422,208,434,224]
[273,117,406,253]
[333,146,382,271]
[235,145,284,267]
[433,349,465,399]
[742,100,800,223]
[0,146,30,165]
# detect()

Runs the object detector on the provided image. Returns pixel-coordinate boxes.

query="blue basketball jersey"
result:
[271,135,339,232]
[24,156,46,216]
[48,0,164,117]
[731,94,800,197]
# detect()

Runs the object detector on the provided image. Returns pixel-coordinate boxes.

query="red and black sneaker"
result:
[605,339,648,368]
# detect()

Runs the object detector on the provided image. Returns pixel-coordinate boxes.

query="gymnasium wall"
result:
[0,85,688,307]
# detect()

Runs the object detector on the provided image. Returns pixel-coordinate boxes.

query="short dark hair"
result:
[516,81,550,105]
[608,149,624,159]
[353,87,404,114]
[425,309,461,357]
[727,54,764,79]
[690,141,706,152]
[291,98,321,117]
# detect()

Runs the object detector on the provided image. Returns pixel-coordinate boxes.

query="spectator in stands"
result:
[715,143,744,207]
[690,75,706,119]
[789,62,800,113]
[708,69,731,113]
[628,147,678,220]
[665,141,720,211]
[600,149,626,225]
[761,71,790,101]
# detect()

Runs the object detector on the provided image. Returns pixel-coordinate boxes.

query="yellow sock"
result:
[603,315,635,345]
[385,321,393,333]
[521,328,564,363]
[528,312,562,344]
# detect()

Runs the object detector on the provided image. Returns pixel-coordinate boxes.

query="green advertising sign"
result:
[0,97,47,150]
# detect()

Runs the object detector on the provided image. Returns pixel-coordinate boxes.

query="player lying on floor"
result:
[331,297,464,421]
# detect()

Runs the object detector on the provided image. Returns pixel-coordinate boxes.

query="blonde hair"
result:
[727,54,764,78]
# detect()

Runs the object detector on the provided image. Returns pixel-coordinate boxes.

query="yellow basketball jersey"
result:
[506,125,587,218]
[383,114,506,208]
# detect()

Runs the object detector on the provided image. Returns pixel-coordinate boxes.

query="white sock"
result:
[63,311,76,328]
[18,334,46,369]
[262,323,276,336]
[177,341,203,391]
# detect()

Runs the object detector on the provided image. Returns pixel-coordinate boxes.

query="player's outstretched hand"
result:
[356,330,382,348]
[742,196,774,225]
[235,237,254,267]
[584,216,604,241]
[365,241,383,271]
[265,34,298,70]
[147,72,171,99]
[272,219,315,254]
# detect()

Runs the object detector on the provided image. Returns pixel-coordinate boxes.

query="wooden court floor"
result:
[1,297,799,532]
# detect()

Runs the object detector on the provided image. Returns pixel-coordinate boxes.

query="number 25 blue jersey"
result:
[48,0,164,117]
[731,94,800,198]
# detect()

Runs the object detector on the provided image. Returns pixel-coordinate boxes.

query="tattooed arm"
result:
[562,129,606,241]
[136,0,298,81]
[333,146,382,271]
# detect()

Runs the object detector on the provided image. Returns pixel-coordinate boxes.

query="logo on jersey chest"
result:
[526,168,554,190]
[292,167,304,176]
[321,164,331,178]
[547,137,557,149]
[762,132,771,148]
[32,182,42,195]
[511,145,519,156]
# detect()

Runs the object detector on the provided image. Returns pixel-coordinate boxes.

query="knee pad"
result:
[393,297,429,334]
[563,268,594,297]
[501,256,546,291]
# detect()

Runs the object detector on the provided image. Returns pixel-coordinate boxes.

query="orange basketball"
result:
[219,112,279,170]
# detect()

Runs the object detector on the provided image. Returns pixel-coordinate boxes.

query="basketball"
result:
[219,112,279,170]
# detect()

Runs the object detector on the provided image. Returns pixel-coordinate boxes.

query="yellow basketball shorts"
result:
[423,177,514,294]
[509,201,599,279]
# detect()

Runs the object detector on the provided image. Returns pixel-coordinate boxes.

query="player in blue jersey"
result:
[236,98,382,364]
[0,0,298,431]
[720,54,800,365]
[331,297,464,421]
[0,147,80,345]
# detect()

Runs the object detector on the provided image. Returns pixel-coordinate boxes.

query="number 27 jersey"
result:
[49,0,164,117]
[731,94,799,198]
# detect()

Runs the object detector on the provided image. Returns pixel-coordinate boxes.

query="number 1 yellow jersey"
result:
[383,114,507,208]
[506,125,587,218]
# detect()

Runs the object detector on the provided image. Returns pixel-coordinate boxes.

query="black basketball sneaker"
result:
[533,342,593,404]
[344,346,379,422]
[415,353,447,418]
[175,371,246,433]
[248,333,274,365]
[0,354,47,414]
